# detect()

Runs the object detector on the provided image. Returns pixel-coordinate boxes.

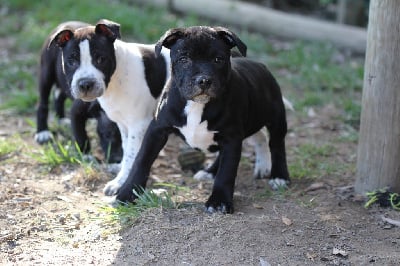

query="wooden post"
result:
[355,0,400,194]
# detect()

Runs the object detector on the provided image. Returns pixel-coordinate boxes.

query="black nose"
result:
[195,76,212,90]
[78,79,95,92]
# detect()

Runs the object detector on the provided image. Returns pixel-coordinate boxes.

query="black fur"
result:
[139,46,167,98]
[116,26,289,213]
[36,20,122,162]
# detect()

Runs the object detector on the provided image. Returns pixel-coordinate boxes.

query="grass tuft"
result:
[30,140,85,167]
[100,188,179,227]
[0,137,20,158]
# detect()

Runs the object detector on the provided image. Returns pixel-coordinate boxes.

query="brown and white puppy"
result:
[35,20,122,163]
[40,19,171,194]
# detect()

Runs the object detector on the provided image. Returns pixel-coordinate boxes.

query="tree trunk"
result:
[355,0,400,194]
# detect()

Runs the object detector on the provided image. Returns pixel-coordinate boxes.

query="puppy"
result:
[116,26,290,214]
[47,19,171,195]
[35,21,122,163]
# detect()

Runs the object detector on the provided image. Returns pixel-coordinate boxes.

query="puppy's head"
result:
[49,19,121,101]
[155,26,247,103]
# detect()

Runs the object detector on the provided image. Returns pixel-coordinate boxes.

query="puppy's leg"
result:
[70,100,91,154]
[103,120,150,196]
[103,124,128,195]
[35,63,55,144]
[247,129,271,179]
[193,154,219,180]
[116,120,170,202]
[54,88,71,127]
[83,100,122,164]
[205,139,242,214]
[266,106,290,190]
[53,89,69,125]
[96,111,123,164]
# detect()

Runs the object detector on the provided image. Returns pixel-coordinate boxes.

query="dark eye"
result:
[95,55,106,65]
[67,54,79,67]
[214,56,225,64]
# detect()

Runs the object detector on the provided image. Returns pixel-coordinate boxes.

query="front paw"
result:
[34,130,53,144]
[103,179,123,196]
[205,193,234,214]
[253,167,271,179]
[115,184,137,203]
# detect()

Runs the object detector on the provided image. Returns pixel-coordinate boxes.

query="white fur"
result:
[177,101,217,151]
[282,96,294,111]
[246,129,271,178]
[34,130,53,144]
[268,178,289,190]
[70,40,106,101]
[193,169,214,180]
[100,41,170,196]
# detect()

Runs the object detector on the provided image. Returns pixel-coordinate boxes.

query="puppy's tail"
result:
[282,96,294,111]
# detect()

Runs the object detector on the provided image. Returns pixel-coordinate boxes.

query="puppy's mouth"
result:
[72,89,104,102]
[188,86,217,103]
[192,94,211,104]
[71,78,106,101]
[80,94,100,102]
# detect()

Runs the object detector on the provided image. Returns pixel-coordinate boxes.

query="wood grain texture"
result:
[355,0,400,193]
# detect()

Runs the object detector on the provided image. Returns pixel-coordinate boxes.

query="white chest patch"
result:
[177,101,217,151]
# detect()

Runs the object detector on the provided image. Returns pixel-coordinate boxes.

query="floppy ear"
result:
[214,27,247,56]
[48,29,74,48]
[155,28,185,57]
[95,19,121,41]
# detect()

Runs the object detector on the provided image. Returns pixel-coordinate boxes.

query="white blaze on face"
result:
[177,100,217,151]
[70,39,106,100]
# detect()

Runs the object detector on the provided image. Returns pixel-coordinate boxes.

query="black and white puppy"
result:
[35,21,122,163]
[47,19,171,195]
[116,26,290,214]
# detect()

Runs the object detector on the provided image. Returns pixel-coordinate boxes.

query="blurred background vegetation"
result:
[0,0,364,119]
[0,0,365,179]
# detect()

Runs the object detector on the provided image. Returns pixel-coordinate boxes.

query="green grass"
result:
[30,140,86,167]
[100,188,179,226]
[0,137,20,158]
[288,143,339,179]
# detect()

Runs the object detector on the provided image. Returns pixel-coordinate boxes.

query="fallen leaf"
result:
[305,182,326,192]
[253,203,264,209]
[282,216,292,226]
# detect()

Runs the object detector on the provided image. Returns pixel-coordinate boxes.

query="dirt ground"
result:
[1,102,400,266]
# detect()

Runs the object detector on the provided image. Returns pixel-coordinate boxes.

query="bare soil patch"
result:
[1,104,400,265]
